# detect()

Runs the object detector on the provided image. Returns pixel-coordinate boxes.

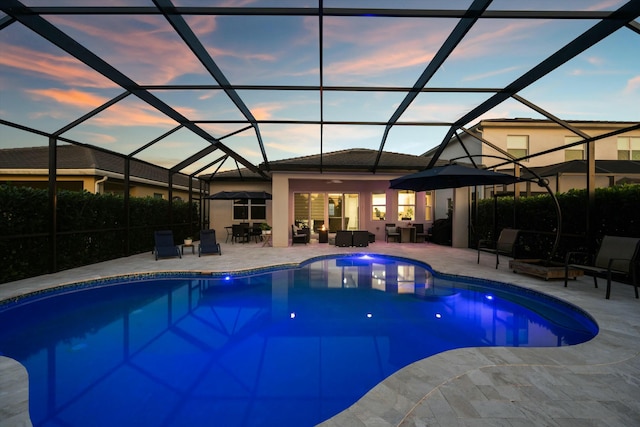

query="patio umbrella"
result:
[206,190,272,200]
[389,164,522,191]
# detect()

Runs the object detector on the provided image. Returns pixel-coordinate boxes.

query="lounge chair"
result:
[477,228,520,269]
[153,230,181,260]
[385,224,400,243]
[198,229,222,257]
[565,235,640,299]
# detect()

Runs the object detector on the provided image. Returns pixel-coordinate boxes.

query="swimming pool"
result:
[0,254,597,427]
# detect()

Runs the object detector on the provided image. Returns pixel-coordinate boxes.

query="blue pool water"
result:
[0,254,597,427]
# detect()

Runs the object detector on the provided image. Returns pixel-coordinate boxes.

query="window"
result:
[618,136,640,160]
[564,136,584,161]
[153,193,163,199]
[397,190,415,221]
[233,198,267,221]
[296,192,359,231]
[372,192,386,220]
[424,191,433,221]
[507,135,529,160]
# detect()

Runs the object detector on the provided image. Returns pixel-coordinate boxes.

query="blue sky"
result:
[1,0,638,173]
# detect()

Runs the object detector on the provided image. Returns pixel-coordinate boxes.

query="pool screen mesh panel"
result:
[1,1,640,176]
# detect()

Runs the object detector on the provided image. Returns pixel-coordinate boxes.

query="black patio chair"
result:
[249,223,263,243]
[335,230,353,247]
[198,229,222,256]
[352,231,369,247]
[385,224,400,243]
[153,230,181,260]
[231,224,249,243]
[414,223,428,243]
[477,228,521,269]
[292,225,309,245]
[565,235,640,299]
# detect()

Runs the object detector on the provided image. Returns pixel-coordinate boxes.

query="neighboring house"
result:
[424,118,640,220]
[0,145,198,200]
[204,148,448,247]
[432,118,640,167]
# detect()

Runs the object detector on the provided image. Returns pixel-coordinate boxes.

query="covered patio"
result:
[2,242,639,426]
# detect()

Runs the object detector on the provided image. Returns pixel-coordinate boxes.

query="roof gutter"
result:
[94,176,108,194]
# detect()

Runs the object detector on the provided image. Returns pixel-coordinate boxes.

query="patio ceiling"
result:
[1,1,639,179]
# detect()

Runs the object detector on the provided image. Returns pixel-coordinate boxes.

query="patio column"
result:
[451,187,469,248]
[272,174,289,247]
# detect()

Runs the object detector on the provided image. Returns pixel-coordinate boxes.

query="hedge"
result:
[472,184,640,262]
[0,185,199,284]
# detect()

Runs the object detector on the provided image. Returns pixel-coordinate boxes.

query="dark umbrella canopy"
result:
[389,164,522,191]
[207,191,272,200]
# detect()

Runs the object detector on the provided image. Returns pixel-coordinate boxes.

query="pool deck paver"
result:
[1,241,639,427]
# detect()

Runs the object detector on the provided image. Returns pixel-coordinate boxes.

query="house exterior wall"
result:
[445,121,638,166]
[478,121,632,167]
[209,171,438,247]
[208,181,273,242]
[0,172,93,191]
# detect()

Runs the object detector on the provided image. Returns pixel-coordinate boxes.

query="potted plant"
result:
[184,237,193,245]
[260,223,272,235]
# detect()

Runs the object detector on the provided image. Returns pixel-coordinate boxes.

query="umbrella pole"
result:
[448,154,562,263]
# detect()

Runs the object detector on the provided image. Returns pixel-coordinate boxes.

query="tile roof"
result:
[0,145,196,187]
[205,148,445,180]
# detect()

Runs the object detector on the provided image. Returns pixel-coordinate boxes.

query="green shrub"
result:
[0,185,199,283]
[473,184,640,261]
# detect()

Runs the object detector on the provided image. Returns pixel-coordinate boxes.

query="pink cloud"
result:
[463,66,522,82]
[585,0,625,11]
[321,19,449,77]
[0,44,116,88]
[27,88,108,109]
[47,15,209,85]
[93,103,178,128]
[26,88,177,128]
[319,17,543,79]
[75,131,118,145]
[451,20,544,59]
[624,75,640,94]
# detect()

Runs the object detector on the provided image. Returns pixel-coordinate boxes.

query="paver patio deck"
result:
[1,240,639,426]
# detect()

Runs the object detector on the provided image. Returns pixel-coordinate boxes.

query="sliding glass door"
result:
[343,193,359,230]
[295,192,358,232]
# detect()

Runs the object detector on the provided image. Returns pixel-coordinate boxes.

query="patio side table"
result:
[399,226,416,243]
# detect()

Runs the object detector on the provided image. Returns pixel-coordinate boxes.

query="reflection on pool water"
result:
[0,254,597,427]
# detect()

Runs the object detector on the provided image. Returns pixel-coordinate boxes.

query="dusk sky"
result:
[1,0,639,174]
